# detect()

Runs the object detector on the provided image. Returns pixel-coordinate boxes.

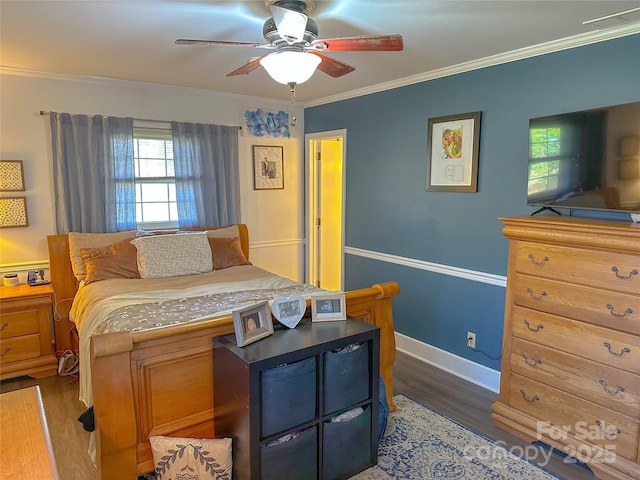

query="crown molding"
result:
[303,22,640,108]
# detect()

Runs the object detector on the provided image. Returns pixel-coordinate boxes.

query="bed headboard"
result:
[46,224,250,352]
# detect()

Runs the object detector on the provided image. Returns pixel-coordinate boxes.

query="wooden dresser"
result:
[491,216,640,480]
[0,284,58,380]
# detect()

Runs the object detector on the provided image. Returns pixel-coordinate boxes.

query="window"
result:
[528,126,561,197]
[133,128,178,229]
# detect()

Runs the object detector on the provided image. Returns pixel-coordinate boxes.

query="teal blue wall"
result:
[304,35,640,371]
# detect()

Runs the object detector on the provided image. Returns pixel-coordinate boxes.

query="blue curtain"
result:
[50,113,136,233]
[171,122,241,228]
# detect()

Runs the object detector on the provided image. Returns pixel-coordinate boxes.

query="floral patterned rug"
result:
[350,395,562,480]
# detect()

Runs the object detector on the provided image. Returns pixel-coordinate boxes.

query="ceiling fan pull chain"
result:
[288,82,296,102]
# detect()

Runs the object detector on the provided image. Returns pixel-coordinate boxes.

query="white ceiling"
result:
[2,1,640,104]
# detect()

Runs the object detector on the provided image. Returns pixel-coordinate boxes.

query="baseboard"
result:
[395,332,500,393]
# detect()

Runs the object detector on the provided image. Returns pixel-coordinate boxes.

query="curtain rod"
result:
[39,111,241,128]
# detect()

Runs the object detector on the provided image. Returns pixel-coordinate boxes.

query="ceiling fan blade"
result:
[226,57,265,77]
[269,4,308,43]
[175,39,273,49]
[311,34,403,52]
[309,52,355,78]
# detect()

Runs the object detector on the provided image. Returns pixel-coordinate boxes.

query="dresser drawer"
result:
[514,274,640,335]
[515,242,640,295]
[0,335,42,364]
[511,337,640,418]
[512,306,640,374]
[0,310,41,339]
[509,373,639,461]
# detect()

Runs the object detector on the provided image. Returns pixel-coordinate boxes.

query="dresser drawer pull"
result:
[523,320,544,332]
[603,342,630,357]
[595,420,621,439]
[526,288,547,300]
[611,266,638,280]
[599,379,625,396]
[0,322,8,331]
[605,304,633,318]
[528,254,549,266]
[0,347,11,357]
[522,353,542,367]
[519,389,539,403]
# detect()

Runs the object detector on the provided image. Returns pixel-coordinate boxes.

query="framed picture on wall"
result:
[253,145,284,190]
[426,111,481,192]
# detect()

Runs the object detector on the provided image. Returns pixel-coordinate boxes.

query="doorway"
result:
[305,130,346,291]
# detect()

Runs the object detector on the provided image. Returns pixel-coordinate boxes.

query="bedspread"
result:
[71,265,327,407]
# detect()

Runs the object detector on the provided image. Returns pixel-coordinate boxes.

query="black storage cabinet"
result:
[213,317,380,480]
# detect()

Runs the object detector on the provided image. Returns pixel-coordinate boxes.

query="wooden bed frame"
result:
[47,225,400,480]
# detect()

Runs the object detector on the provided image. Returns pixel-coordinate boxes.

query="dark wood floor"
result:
[1,351,596,480]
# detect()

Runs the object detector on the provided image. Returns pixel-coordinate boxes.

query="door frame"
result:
[304,129,347,289]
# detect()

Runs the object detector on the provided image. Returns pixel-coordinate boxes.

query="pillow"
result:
[68,230,137,282]
[150,435,232,480]
[131,232,213,279]
[80,238,140,285]
[206,225,239,239]
[207,236,251,270]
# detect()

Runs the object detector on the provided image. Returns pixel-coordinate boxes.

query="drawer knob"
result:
[610,266,638,280]
[599,379,625,396]
[605,304,633,318]
[523,319,544,332]
[526,288,547,300]
[595,420,621,439]
[519,389,539,403]
[603,342,630,357]
[522,353,542,367]
[0,322,8,331]
[0,347,11,357]
[528,254,549,266]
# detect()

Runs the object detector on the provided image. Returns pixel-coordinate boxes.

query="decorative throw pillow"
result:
[205,225,239,239]
[150,435,232,480]
[80,238,140,285]
[131,232,213,279]
[207,236,251,270]
[68,230,137,282]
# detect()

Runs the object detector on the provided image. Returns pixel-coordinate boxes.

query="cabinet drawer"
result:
[0,335,42,364]
[0,310,40,339]
[509,374,639,461]
[324,342,369,415]
[513,274,640,335]
[260,426,317,480]
[515,242,639,295]
[511,306,640,374]
[510,338,640,418]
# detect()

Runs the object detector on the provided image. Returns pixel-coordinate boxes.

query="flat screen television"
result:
[527,100,640,214]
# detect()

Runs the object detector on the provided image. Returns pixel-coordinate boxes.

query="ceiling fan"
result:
[175,0,403,97]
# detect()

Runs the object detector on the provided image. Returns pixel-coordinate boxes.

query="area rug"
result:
[350,394,561,480]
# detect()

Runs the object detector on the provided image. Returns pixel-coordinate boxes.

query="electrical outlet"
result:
[467,332,476,349]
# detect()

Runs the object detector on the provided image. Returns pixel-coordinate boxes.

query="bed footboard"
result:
[90,282,399,480]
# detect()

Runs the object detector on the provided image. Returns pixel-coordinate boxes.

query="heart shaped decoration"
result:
[271,294,306,329]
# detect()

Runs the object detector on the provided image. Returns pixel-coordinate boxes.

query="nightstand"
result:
[0,284,58,380]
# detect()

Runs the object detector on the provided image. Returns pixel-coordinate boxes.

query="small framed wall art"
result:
[232,301,274,347]
[311,294,347,322]
[426,112,481,192]
[0,160,25,192]
[253,145,284,190]
[0,196,29,228]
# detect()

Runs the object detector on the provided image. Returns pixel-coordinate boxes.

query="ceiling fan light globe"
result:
[260,51,321,85]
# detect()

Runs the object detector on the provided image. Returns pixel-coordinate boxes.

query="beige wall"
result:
[0,71,305,282]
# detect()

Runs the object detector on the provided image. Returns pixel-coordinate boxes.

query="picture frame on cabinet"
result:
[232,301,274,347]
[426,112,481,192]
[311,294,346,322]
